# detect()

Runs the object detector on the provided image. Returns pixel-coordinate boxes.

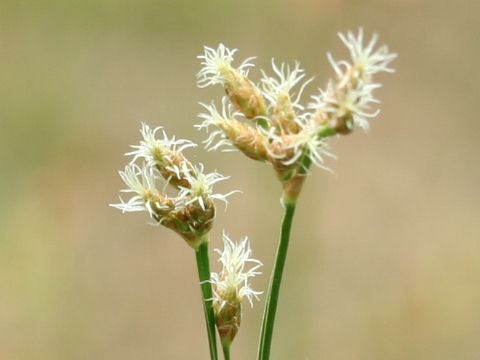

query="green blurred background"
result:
[1,0,479,359]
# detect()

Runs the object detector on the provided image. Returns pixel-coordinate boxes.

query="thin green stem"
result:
[257,153,313,360]
[195,240,219,360]
[257,200,297,360]
[222,343,231,360]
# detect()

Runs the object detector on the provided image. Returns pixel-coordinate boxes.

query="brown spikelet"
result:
[222,69,267,120]
[219,120,268,161]
[271,93,300,134]
[215,301,241,348]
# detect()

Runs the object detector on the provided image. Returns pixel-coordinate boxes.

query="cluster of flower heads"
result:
[196,29,396,188]
[110,123,235,249]
[111,124,263,346]
[210,233,262,347]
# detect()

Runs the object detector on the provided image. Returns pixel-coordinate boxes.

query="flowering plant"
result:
[111,28,395,360]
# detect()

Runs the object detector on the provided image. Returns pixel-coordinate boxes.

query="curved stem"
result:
[195,240,219,360]
[257,200,297,360]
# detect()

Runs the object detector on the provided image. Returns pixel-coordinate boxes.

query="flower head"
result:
[127,123,196,163]
[197,44,267,120]
[261,60,312,110]
[211,233,262,346]
[309,28,396,133]
[309,81,382,132]
[260,61,313,135]
[197,98,269,161]
[335,28,397,82]
[211,233,262,309]
[196,30,395,201]
[111,123,238,249]
[126,123,197,188]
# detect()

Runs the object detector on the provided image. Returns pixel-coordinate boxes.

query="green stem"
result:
[195,240,219,360]
[257,200,297,360]
[222,343,231,360]
[257,153,313,360]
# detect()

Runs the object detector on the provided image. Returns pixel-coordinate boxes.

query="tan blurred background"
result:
[1,0,479,359]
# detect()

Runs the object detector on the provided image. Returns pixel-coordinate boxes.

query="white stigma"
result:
[197,43,256,88]
[211,233,263,310]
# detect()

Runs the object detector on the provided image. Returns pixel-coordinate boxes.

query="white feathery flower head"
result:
[308,29,395,133]
[261,60,313,109]
[196,97,242,152]
[211,233,262,310]
[329,28,397,85]
[197,44,256,88]
[177,162,238,210]
[126,123,197,166]
[110,163,164,216]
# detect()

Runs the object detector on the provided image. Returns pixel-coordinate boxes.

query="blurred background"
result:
[1,0,479,359]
